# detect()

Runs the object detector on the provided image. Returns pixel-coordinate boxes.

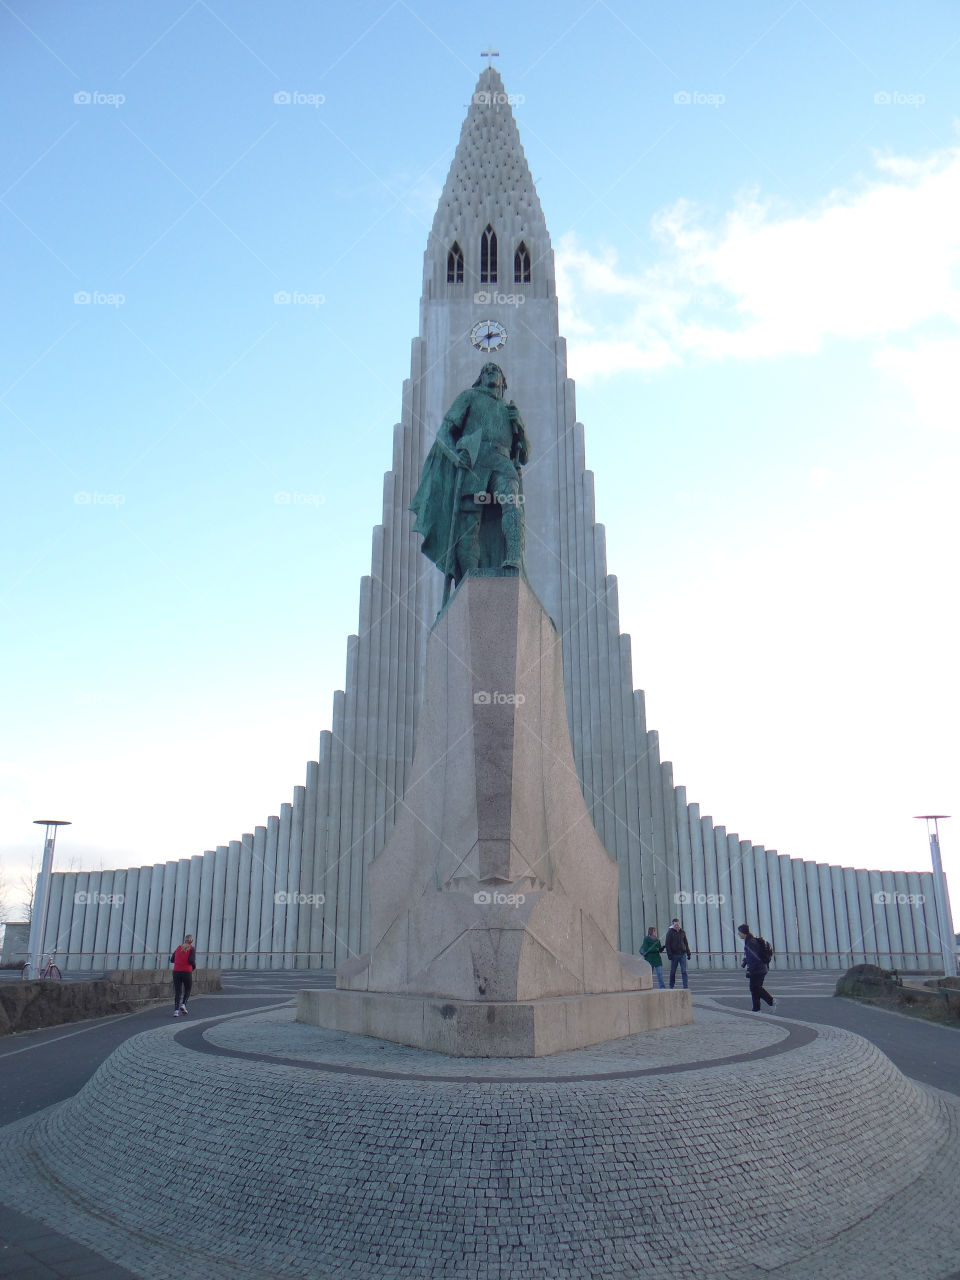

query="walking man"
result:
[664,917,692,989]
[738,923,775,1011]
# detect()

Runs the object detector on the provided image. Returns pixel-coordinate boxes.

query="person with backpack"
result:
[170,934,196,1017]
[738,923,775,1011]
[640,926,666,988]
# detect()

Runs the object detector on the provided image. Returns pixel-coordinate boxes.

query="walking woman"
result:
[171,934,196,1017]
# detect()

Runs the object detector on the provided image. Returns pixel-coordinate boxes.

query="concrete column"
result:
[688,803,708,964]
[49,873,73,968]
[350,577,374,957]
[259,816,280,970]
[713,826,736,967]
[778,857,801,971]
[336,640,360,963]
[219,841,240,971]
[843,867,865,964]
[195,851,216,967]
[634,694,657,946]
[247,827,267,965]
[818,864,839,966]
[208,847,229,968]
[284,787,306,968]
[906,871,929,967]
[41,872,65,965]
[91,870,115,968]
[739,841,758,932]
[131,866,154,969]
[765,851,785,964]
[185,856,203,945]
[170,859,189,951]
[235,836,253,969]
[661,761,681,926]
[106,869,126,968]
[830,866,851,968]
[143,864,164,966]
[855,869,876,962]
[296,760,320,968]
[310,736,333,969]
[603,576,630,945]
[646,732,669,931]
[118,867,140,967]
[753,846,774,952]
[879,870,903,967]
[792,860,814,968]
[375,474,399,862]
[728,834,746,936]
[272,803,292,968]
[804,862,827,967]
[675,786,694,959]
[79,871,100,971]
[324,691,347,966]
[700,816,720,968]
[573,448,596,821]
[592,548,616,858]
[156,861,178,966]
[619,640,645,957]
[866,870,891,964]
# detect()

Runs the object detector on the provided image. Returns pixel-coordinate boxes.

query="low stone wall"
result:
[836,964,960,1023]
[0,969,221,1037]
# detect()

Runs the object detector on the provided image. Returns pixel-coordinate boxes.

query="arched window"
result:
[514,241,531,284]
[480,225,497,284]
[446,241,464,284]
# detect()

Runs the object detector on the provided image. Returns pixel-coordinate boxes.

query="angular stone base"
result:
[296,987,692,1057]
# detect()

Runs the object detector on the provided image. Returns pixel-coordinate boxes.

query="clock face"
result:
[470,319,507,351]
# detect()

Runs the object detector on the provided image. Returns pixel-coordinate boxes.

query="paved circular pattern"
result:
[190,1002,803,1081]
[1,1005,959,1280]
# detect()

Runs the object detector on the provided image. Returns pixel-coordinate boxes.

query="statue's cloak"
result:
[410,402,484,576]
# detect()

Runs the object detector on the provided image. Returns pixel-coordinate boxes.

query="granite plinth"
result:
[296,986,691,1056]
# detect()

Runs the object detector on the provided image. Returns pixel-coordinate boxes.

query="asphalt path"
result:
[693,968,960,1097]
[0,970,330,1126]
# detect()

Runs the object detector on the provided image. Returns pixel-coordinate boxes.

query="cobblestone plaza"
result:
[2,999,960,1278]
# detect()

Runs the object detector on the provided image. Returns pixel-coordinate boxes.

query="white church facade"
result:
[36,68,949,973]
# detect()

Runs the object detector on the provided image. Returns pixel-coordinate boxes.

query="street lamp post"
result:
[26,819,71,977]
[913,815,957,977]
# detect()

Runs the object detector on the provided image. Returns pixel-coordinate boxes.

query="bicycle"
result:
[21,954,63,980]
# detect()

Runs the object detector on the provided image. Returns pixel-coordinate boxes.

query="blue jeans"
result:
[669,955,688,988]
[650,965,665,989]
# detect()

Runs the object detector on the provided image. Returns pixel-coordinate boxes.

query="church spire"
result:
[424,67,553,300]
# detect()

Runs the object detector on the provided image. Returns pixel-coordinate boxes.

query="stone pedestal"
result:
[298,575,691,1054]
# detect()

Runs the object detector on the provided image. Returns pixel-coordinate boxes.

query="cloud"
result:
[558,141,960,383]
[873,336,960,431]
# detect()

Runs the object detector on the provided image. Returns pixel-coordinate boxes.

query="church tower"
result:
[35,67,948,977]
[295,65,672,966]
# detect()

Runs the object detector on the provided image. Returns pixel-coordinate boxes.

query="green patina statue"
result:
[410,362,530,602]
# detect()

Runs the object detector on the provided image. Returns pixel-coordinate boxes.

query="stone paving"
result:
[0,1001,958,1279]
[205,1002,788,1076]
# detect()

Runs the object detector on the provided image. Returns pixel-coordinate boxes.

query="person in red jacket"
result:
[170,934,196,1017]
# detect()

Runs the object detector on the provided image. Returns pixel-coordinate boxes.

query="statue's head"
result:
[473,362,506,397]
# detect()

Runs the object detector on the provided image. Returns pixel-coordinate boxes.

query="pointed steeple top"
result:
[428,68,549,255]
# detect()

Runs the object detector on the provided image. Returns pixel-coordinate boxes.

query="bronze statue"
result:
[411,363,530,602]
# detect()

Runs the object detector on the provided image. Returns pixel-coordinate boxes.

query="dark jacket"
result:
[741,935,768,976]
[640,935,664,968]
[664,926,691,959]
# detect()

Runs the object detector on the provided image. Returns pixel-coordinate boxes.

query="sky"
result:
[2,0,958,927]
